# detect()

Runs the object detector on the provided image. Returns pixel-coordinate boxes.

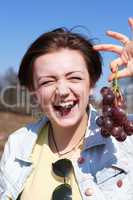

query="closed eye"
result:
[69,77,82,81]
[40,80,55,86]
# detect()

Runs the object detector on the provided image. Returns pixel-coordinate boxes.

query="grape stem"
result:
[112,65,119,92]
[112,65,124,106]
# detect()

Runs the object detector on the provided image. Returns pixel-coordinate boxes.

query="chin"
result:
[57,119,79,128]
[52,112,85,129]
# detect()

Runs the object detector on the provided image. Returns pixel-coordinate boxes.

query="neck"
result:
[49,113,88,155]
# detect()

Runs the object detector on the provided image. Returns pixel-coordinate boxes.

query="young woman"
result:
[0,18,133,200]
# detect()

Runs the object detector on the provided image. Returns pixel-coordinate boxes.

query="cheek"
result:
[80,83,91,106]
[78,82,90,96]
[36,87,55,106]
[71,82,90,100]
[36,89,50,106]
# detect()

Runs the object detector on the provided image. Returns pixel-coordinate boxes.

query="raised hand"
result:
[94,18,133,81]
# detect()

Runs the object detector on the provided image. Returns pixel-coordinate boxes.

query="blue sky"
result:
[0,0,133,94]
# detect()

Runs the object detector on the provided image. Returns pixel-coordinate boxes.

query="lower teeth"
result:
[55,104,77,117]
[54,103,78,117]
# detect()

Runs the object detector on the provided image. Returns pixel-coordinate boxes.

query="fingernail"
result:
[106,30,112,34]
[112,69,116,73]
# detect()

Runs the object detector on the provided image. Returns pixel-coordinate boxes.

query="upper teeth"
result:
[55,101,74,108]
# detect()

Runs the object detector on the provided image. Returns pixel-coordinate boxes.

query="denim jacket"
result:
[0,106,133,200]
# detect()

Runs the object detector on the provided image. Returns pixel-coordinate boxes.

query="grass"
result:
[0,111,35,134]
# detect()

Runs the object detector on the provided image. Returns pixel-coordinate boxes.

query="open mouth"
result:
[53,100,79,117]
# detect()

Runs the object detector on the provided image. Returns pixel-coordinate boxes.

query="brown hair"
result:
[18,28,102,90]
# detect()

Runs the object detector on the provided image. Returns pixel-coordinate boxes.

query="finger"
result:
[108,68,132,81]
[94,44,122,54]
[106,31,130,45]
[128,17,133,32]
[109,57,124,73]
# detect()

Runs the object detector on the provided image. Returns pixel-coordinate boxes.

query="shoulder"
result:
[117,113,133,157]
[0,117,48,165]
[117,135,133,159]
[7,116,48,144]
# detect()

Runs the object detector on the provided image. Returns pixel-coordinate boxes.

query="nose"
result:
[55,80,70,98]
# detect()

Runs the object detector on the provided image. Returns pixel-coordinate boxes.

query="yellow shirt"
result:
[21,123,82,200]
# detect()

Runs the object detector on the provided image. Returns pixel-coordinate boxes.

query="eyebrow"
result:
[37,76,55,82]
[37,71,84,81]
[65,71,84,76]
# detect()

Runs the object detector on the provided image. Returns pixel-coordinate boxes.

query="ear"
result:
[31,90,41,105]
[28,84,35,92]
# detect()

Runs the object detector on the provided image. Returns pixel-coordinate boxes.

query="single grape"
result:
[112,106,127,122]
[102,93,115,105]
[117,96,127,109]
[115,130,127,142]
[96,116,104,127]
[124,120,133,135]
[103,117,114,131]
[111,126,123,138]
[100,87,113,97]
[102,105,113,117]
[101,128,111,137]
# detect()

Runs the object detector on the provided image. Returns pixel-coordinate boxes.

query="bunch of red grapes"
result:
[96,86,133,142]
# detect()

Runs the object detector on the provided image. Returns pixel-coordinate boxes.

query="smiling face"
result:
[33,48,91,128]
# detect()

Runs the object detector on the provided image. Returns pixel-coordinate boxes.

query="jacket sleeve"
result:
[0,137,11,199]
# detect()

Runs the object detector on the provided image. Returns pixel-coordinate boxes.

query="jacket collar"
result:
[83,105,107,150]
[15,116,48,162]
